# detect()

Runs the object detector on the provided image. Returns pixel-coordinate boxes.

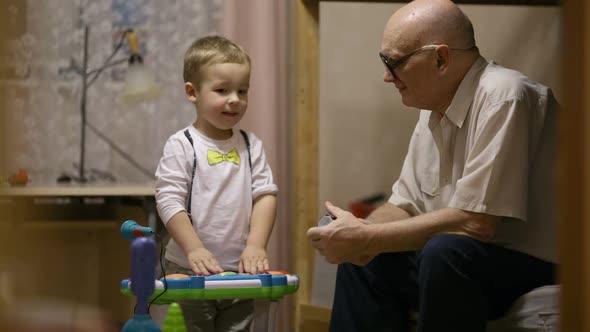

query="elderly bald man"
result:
[307,0,558,331]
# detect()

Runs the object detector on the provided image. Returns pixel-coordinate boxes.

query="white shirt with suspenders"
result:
[155,126,278,271]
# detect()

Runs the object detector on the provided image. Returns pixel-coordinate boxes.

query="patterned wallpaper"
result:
[1,0,222,183]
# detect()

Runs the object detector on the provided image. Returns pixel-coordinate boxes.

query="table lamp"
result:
[60,23,160,183]
[119,29,160,104]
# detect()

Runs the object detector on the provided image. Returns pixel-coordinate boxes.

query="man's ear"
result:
[185,82,198,103]
[436,46,450,71]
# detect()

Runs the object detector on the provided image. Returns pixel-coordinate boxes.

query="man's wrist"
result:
[365,223,392,255]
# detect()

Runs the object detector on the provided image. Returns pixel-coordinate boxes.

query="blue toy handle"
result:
[122,237,161,332]
[130,237,157,315]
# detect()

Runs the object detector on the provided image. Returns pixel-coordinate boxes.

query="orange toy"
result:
[8,168,29,186]
[165,274,190,279]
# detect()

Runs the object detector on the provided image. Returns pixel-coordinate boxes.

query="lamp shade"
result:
[119,62,161,104]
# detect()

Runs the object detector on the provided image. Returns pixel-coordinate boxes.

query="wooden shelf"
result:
[0,183,155,197]
[18,220,120,230]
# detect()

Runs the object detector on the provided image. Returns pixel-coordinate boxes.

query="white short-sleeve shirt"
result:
[389,56,558,263]
[155,126,278,270]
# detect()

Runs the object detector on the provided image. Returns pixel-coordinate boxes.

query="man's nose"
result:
[383,69,395,83]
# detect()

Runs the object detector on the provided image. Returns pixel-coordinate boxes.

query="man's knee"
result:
[335,262,368,287]
[336,261,360,278]
[418,234,478,276]
[335,252,417,290]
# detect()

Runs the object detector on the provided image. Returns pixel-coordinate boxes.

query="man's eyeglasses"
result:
[379,44,474,80]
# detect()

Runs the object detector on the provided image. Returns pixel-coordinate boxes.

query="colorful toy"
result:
[119,220,299,332]
[120,270,299,304]
[121,237,161,332]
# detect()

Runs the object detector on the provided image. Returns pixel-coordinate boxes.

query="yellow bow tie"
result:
[207,148,241,165]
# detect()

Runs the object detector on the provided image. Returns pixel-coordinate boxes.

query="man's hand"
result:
[239,245,270,274]
[187,247,224,275]
[307,201,374,264]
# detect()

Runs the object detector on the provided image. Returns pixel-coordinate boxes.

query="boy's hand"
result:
[187,248,224,275]
[239,245,269,274]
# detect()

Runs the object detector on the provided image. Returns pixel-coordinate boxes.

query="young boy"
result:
[155,35,278,332]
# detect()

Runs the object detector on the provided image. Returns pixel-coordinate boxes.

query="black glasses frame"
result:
[379,44,440,80]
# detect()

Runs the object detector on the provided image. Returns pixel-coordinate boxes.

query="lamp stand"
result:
[79,24,90,182]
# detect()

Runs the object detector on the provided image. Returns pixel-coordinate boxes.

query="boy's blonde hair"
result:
[183,35,251,86]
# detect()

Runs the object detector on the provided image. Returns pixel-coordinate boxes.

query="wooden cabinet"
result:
[0,184,156,324]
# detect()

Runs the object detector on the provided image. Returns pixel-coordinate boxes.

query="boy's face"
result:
[186,62,250,140]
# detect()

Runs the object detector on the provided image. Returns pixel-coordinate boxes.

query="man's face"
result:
[380,39,441,110]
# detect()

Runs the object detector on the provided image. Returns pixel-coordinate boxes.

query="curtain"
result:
[222,0,293,330]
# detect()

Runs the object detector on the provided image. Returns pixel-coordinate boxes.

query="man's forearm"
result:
[366,207,499,254]
[366,202,412,224]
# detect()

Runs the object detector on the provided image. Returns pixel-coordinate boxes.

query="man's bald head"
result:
[383,0,475,52]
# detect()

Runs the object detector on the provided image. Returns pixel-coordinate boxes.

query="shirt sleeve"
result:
[155,135,193,225]
[449,98,529,221]
[388,124,423,217]
[246,132,278,199]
